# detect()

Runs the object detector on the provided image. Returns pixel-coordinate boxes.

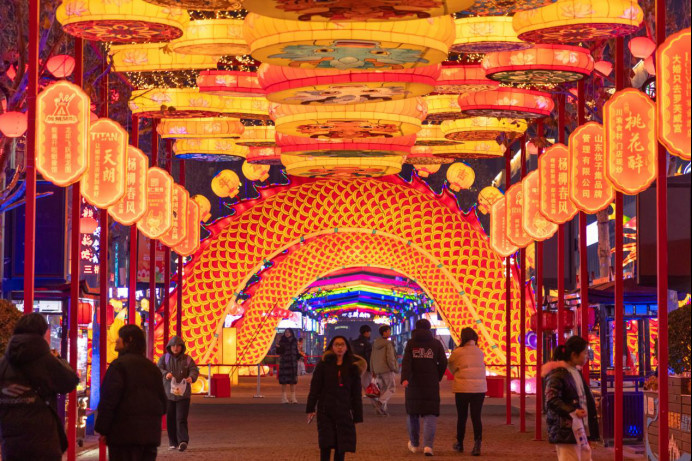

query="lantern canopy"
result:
[129,88,230,119]
[446,163,475,192]
[159,184,189,248]
[505,183,532,248]
[568,122,615,213]
[170,19,248,56]
[452,17,530,54]
[538,143,578,224]
[109,146,149,226]
[415,124,461,146]
[441,117,527,142]
[522,171,558,241]
[281,154,404,178]
[236,125,276,147]
[196,70,265,97]
[110,43,218,73]
[490,196,518,258]
[413,141,507,159]
[277,133,414,157]
[157,117,244,139]
[82,119,128,208]
[174,200,201,257]
[141,0,241,10]
[423,95,462,121]
[433,64,500,94]
[174,138,249,162]
[137,167,173,239]
[46,55,76,78]
[459,88,554,119]
[0,111,27,138]
[247,146,283,165]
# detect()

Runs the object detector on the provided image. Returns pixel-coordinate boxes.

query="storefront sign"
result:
[568,122,615,213]
[505,183,532,248]
[137,167,173,239]
[539,143,577,224]
[109,146,148,225]
[160,184,189,248]
[522,171,558,241]
[490,196,518,257]
[82,118,127,208]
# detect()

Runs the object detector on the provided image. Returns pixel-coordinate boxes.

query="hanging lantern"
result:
[276,133,414,157]
[77,302,92,325]
[141,0,241,10]
[643,55,656,75]
[441,117,527,142]
[137,167,173,239]
[82,118,128,208]
[415,124,460,146]
[157,117,244,139]
[414,164,442,178]
[159,184,189,248]
[36,81,90,187]
[258,63,440,105]
[46,55,76,78]
[482,44,594,84]
[490,196,518,258]
[244,13,455,70]
[242,161,271,182]
[0,111,27,138]
[459,88,554,119]
[512,0,644,44]
[433,64,500,94]
[464,0,554,16]
[281,154,404,178]
[656,27,691,161]
[522,171,558,241]
[446,162,475,192]
[110,43,218,73]
[452,17,530,54]
[412,141,507,159]
[477,186,504,214]
[174,199,201,257]
[170,19,248,56]
[423,95,462,121]
[80,216,99,234]
[538,143,578,224]
[5,65,16,81]
[594,60,613,77]
[505,183,532,248]
[109,146,149,226]
[405,152,454,165]
[173,138,249,161]
[56,0,187,43]
[604,88,657,194]
[568,122,615,213]
[192,195,211,222]
[129,88,230,119]
[629,36,656,59]
[247,146,283,165]
[236,125,276,147]
[211,169,241,198]
[196,70,265,97]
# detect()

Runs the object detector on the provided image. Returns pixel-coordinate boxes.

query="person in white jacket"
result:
[448,327,487,456]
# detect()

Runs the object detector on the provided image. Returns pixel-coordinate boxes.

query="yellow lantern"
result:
[220,96,271,120]
[170,19,248,56]
[157,117,244,139]
[451,17,530,54]
[411,141,507,159]
[414,164,442,178]
[446,162,475,192]
[423,95,462,122]
[211,170,241,198]
[174,138,249,161]
[244,13,455,70]
[281,154,404,178]
[192,194,212,222]
[248,146,283,165]
[477,186,504,214]
[465,0,555,16]
[197,70,265,97]
[434,64,500,94]
[415,124,461,146]
[110,43,218,73]
[441,117,528,142]
[142,0,241,9]
[57,0,187,43]
[235,125,276,147]
[242,161,271,182]
[129,88,230,119]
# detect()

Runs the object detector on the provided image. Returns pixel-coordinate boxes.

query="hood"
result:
[321,350,368,376]
[4,334,51,366]
[166,335,186,354]
[411,328,434,342]
[541,360,569,377]
[373,337,391,351]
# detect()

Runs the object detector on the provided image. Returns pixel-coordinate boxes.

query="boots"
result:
[290,385,298,403]
[471,439,481,456]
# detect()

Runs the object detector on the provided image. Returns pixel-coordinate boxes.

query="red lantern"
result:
[522,171,558,241]
[594,60,613,77]
[538,143,578,224]
[78,302,92,325]
[505,183,532,248]
[80,216,99,234]
[46,55,76,78]
[568,122,615,213]
[490,196,518,257]
[0,111,28,138]
[82,118,128,208]
[628,36,656,59]
[643,55,655,75]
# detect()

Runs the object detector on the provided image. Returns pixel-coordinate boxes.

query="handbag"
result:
[365,380,380,398]
[170,377,188,397]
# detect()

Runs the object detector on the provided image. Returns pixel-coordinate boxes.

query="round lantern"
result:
[80,216,99,234]
[77,302,93,325]
[451,17,530,54]
[46,55,76,78]
[247,146,283,165]
[276,133,415,157]
[196,70,265,97]
[174,138,249,161]
[415,124,461,146]
[141,0,242,9]
[441,117,528,142]
[459,88,554,119]
[512,0,644,44]
[244,13,455,70]
[211,169,241,198]
[414,164,442,178]
[412,141,507,159]
[56,0,187,43]
[406,152,454,165]
[281,154,404,178]
[643,55,655,75]
[157,117,244,139]
[423,95,462,121]
[446,162,475,192]
[192,194,212,222]
[482,44,594,84]
[235,125,276,147]
[110,43,218,73]
[433,64,500,94]
[629,36,656,59]
[462,0,555,16]
[129,88,230,119]
[170,19,248,56]
[258,63,440,105]
[0,111,27,138]
[477,186,504,214]
[242,161,271,182]
[594,60,613,77]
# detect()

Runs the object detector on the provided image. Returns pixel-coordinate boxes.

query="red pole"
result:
[98,60,109,461]
[176,161,185,338]
[519,136,526,433]
[557,94,566,346]
[505,148,512,425]
[163,139,172,347]
[577,79,590,384]
[128,115,139,325]
[534,120,544,441]
[148,121,158,359]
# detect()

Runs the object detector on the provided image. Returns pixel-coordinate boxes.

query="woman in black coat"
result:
[276,328,300,403]
[306,336,366,461]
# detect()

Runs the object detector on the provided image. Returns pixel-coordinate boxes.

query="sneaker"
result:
[178,442,188,452]
[168,446,177,450]
[424,447,434,457]
[453,441,463,452]
[407,441,419,453]
[281,395,289,404]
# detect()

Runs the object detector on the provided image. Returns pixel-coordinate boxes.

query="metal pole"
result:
[254,364,264,398]
[163,140,172,347]
[128,115,139,325]
[98,57,108,461]
[534,120,544,441]
[505,148,512,425]
[176,161,185,337]
[207,364,212,398]
[519,136,526,433]
[557,94,566,346]
[577,79,591,385]
[148,121,158,360]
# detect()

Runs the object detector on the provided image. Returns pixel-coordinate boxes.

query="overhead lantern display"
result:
[445,162,475,192]
[512,0,644,43]
[258,63,440,105]
[406,152,455,165]
[244,13,456,70]
[568,122,614,213]
[459,88,554,119]
[56,0,187,43]
[174,200,201,257]
[521,171,558,241]
[129,88,231,119]
[462,0,555,16]
[415,124,461,146]
[211,170,241,198]
[170,19,248,56]
[109,147,149,226]
[276,133,414,157]
[81,119,128,208]
[110,43,218,73]
[281,154,405,178]
[141,0,242,10]
[423,95,463,121]
[477,186,504,214]
[157,117,244,139]
[412,141,507,159]
[433,64,500,94]
[441,117,527,142]
[137,167,174,239]
[490,196,518,258]
[196,70,265,97]
[538,143,578,224]
[451,17,530,54]
[159,184,189,248]
[247,146,283,165]
[235,125,276,147]
[174,138,249,161]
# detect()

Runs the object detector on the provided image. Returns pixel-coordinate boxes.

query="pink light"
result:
[510,377,536,395]
[629,36,656,59]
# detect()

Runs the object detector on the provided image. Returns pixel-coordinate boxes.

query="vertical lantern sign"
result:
[604,89,657,194]
[109,147,148,225]
[82,119,128,208]
[174,200,200,257]
[568,122,615,213]
[538,144,578,224]
[656,28,691,161]
[522,171,558,241]
[505,183,532,248]
[160,184,189,248]
[36,81,90,186]
[137,167,173,239]
[490,196,518,258]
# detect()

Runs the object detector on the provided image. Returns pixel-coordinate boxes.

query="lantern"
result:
[629,36,656,59]
[173,138,248,162]
[36,81,90,187]
[463,0,554,16]
[141,0,241,10]
[236,125,276,147]
[505,183,532,248]
[192,195,212,222]
[405,152,454,165]
[522,171,558,241]
[452,17,530,54]
[82,118,128,208]
[137,167,173,239]
[446,162,475,192]
[512,0,644,44]
[490,196,518,258]
[441,117,527,142]
[211,170,241,198]
[110,43,218,73]
[459,88,554,119]
[78,302,92,325]
[482,44,594,84]
[415,124,460,146]
[80,216,99,234]
[594,60,613,77]
[196,70,265,97]
[157,117,244,139]
[174,199,201,257]
[477,186,504,214]
[604,88,657,194]
[656,28,691,160]
[277,133,414,157]
[0,111,27,138]
[412,141,507,159]
[242,161,271,182]
[244,13,455,70]
[109,146,149,226]
[538,143,578,224]
[281,154,404,178]
[423,95,462,121]
[643,55,656,75]
[170,19,248,56]
[56,0,187,43]
[414,164,441,178]
[46,55,76,78]
[568,122,615,213]
[160,184,189,248]
[433,64,500,94]
[247,146,283,165]
[130,88,254,119]
[258,63,440,105]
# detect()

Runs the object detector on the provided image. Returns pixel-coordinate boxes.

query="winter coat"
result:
[542,361,599,444]
[306,351,366,453]
[401,329,448,416]
[351,335,372,371]
[447,341,488,394]
[157,336,200,401]
[276,335,299,385]
[0,333,79,460]
[370,337,397,375]
[95,351,167,447]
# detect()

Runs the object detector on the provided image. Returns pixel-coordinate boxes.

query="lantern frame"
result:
[110,43,218,73]
[174,138,249,162]
[433,64,500,94]
[141,0,242,10]
[235,125,276,147]
[196,70,265,97]
[157,117,244,139]
[459,88,554,119]
[170,19,248,57]
[406,153,454,165]
[522,171,558,241]
[412,141,507,159]
[277,133,414,157]
[415,124,461,146]
[451,17,531,54]
[441,117,528,142]
[281,154,404,178]
[247,146,283,165]
[423,95,463,122]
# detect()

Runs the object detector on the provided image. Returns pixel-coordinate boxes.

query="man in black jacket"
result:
[0,313,79,461]
[351,325,380,412]
[96,325,167,461]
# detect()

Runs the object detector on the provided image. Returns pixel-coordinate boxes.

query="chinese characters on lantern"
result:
[490,196,518,257]
[109,147,148,225]
[568,122,615,213]
[174,200,201,257]
[82,119,128,208]
[522,171,558,241]
[137,167,173,239]
[538,143,577,224]
[160,184,189,248]
[505,183,532,248]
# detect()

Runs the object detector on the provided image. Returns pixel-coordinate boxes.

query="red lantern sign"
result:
[109,146,148,225]
[137,167,173,239]
[568,122,615,213]
[539,143,578,224]
[82,118,128,208]
[656,27,691,160]
[490,196,518,257]
[505,183,532,248]
[36,80,90,186]
[174,200,200,257]
[160,184,189,248]
[604,89,657,194]
[522,171,558,241]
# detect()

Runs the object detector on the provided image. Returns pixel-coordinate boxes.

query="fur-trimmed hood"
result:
[322,350,368,376]
[541,360,570,377]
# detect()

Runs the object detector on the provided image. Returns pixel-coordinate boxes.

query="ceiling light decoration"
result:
[170,19,248,56]
[110,43,218,73]
[423,94,463,121]
[458,88,554,119]
[157,117,245,138]
[281,154,404,178]
[411,141,507,159]
[173,138,249,161]
[235,125,277,147]
[441,117,528,141]
[196,70,265,96]
[415,124,462,146]
[142,0,242,11]
[433,64,500,94]
[451,17,530,54]
[276,133,415,157]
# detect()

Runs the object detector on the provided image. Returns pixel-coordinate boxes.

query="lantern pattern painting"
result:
[141,0,242,9]
[415,124,460,146]
[173,138,249,162]
[160,184,189,248]
[490,196,518,258]
[247,146,283,165]
[505,183,532,248]
[157,117,244,139]
[568,122,614,213]
[109,146,148,226]
[522,171,558,241]
[539,143,577,224]
[452,17,531,54]
[423,94,462,121]
[110,43,218,73]
[236,126,276,147]
[405,151,454,164]
[82,119,128,208]
[138,167,173,239]
[413,141,507,159]
[281,154,404,178]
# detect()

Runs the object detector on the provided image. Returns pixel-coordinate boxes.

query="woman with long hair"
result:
[306,336,366,461]
[276,328,300,403]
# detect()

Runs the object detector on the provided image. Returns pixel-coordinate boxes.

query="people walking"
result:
[95,325,167,461]
[306,336,365,461]
[276,328,300,403]
[0,313,79,461]
[297,337,307,376]
[401,318,448,457]
[448,327,487,456]
[157,335,199,452]
[370,325,398,416]
[542,335,599,461]
[351,325,378,412]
